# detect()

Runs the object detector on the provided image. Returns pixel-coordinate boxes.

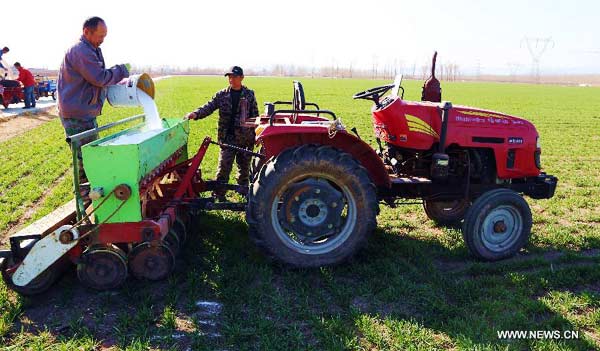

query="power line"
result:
[521,37,554,83]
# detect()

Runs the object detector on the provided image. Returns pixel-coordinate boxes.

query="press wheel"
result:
[128,242,174,281]
[77,245,128,290]
[163,229,181,257]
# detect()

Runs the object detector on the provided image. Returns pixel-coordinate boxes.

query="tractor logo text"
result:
[508,137,524,144]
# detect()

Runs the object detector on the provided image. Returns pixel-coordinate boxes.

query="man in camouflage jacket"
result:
[186,66,259,199]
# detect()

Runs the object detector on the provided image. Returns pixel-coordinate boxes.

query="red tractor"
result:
[245,54,557,267]
[0,79,25,109]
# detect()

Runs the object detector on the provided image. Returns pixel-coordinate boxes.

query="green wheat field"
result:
[0,76,598,350]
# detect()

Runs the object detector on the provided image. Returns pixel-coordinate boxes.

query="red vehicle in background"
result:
[0,79,25,109]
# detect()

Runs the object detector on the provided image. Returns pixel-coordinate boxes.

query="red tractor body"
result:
[253,98,545,192]
[372,99,541,179]
[0,80,25,108]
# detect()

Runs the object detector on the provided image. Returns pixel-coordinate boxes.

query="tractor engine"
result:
[383,143,497,185]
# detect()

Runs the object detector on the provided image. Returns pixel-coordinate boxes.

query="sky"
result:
[1,0,599,75]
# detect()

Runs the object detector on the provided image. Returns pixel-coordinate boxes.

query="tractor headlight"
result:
[535,136,542,168]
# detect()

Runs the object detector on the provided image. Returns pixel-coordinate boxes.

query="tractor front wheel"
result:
[462,189,532,261]
[247,145,378,267]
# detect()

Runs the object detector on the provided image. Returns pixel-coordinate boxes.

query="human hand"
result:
[185,112,197,120]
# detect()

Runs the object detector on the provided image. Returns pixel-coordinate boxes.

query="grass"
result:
[0,76,599,350]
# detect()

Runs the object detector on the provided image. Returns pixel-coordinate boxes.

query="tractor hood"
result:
[372,98,539,155]
[388,99,535,130]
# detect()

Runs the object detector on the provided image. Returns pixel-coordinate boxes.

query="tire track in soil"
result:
[0,111,57,143]
[0,169,70,244]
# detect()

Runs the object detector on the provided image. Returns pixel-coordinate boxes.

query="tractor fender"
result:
[257,126,391,188]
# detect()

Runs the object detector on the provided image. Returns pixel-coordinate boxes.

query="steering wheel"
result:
[352,84,394,106]
[292,80,306,110]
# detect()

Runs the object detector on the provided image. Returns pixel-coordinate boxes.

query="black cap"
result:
[224,66,244,77]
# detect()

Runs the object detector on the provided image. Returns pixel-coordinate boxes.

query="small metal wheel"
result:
[163,229,181,257]
[128,242,174,281]
[1,256,63,296]
[77,245,128,290]
[173,217,187,244]
[177,211,191,228]
[462,189,532,261]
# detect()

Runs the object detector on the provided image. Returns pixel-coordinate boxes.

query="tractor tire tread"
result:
[247,144,378,267]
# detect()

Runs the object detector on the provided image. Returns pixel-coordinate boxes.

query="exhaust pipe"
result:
[431,101,452,181]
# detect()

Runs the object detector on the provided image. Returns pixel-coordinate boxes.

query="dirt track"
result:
[0,110,58,143]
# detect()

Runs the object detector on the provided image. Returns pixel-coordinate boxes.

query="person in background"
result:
[0,47,10,78]
[57,16,129,198]
[14,62,36,109]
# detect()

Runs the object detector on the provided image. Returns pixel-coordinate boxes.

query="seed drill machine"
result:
[0,74,229,294]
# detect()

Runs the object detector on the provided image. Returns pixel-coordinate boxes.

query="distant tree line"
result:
[131,63,463,81]
[21,65,600,86]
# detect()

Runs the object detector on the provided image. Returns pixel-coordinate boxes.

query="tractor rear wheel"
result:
[462,189,532,261]
[423,198,470,226]
[247,145,378,267]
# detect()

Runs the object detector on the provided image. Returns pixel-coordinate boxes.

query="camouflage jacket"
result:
[193,86,259,142]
